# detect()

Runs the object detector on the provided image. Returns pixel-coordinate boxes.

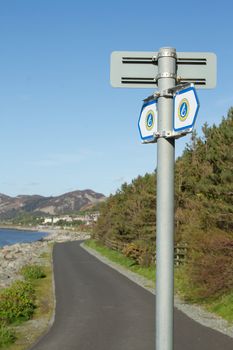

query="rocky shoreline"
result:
[0,229,90,289]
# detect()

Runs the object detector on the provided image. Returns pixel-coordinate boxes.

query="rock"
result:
[0,230,90,289]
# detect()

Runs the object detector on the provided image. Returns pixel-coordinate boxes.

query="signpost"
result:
[110,47,217,350]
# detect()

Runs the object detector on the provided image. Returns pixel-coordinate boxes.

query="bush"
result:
[20,264,46,280]
[0,323,16,348]
[0,280,36,324]
[122,240,155,267]
[184,231,233,301]
[123,242,141,262]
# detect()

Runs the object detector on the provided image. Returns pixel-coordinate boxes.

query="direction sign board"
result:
[173,86,199,132]
[110,51,217,89]
[138,99,158,141]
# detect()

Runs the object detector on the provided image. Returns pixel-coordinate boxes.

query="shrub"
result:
[20,264,46,280]
[0,323,16,348]
[184,231,233,301]
[123,242,141,263]
[0,280,36,324]
[122,240,155,267]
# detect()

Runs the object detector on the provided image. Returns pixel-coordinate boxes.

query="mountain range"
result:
[0,189,106,219]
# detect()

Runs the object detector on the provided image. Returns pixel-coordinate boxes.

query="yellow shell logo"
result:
[145,110,155,131]
[178,98,189,121]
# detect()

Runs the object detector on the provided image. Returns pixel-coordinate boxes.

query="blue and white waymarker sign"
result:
[173,86,200,132]
[138,99,158,141]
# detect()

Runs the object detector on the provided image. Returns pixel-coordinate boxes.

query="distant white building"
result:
[42,212,100,226]
[44,217,53,224]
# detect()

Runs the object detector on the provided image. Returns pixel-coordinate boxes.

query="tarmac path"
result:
[30,241,233,350]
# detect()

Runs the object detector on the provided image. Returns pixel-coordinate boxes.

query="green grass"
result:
[175,265,233,323]
[84,239,155,282]
[20,264,46,281]
[0,280,36,325]
[0,324,16,348]
[206,292,233,323]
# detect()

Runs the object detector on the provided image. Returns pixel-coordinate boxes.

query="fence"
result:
[96,237,188,266]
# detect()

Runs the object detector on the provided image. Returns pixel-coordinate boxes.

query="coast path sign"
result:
[173,85,200,132]
[138,99,158,140]
[110,47,217,350]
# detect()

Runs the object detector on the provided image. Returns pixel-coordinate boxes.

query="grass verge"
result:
[175,264,233,324]
[205,292,233,323]
[84,239,155,282]
[1,243,55,350]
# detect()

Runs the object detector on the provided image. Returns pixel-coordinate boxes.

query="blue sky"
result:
[0,0,232,197]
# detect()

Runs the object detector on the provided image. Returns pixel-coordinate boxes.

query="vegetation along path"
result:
[30,241,233,350]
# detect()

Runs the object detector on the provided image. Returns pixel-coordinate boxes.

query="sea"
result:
[0,228,48,248]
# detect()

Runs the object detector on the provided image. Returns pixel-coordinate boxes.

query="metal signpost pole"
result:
[156,47,177,350]
[110,47,216,350]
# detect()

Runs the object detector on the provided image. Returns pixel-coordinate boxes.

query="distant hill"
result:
[0,189,106,219]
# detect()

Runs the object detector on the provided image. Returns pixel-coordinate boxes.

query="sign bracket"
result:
[142,128,192,144]
[143,82,193,103]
